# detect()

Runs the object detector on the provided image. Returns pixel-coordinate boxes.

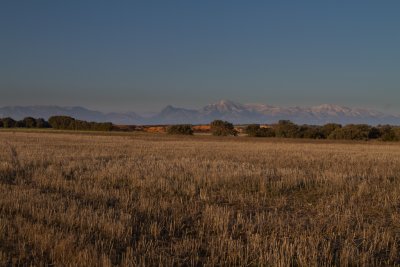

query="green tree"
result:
[48,116,76,130]
[15,120,26,128]
[92,122,113,131]
[321,123,342,138]
[394,128,400,140]
[379,125,398,141]
[298,125,324,139]
[245,124,261,137]
[2,117,16,128]
[48,116,112,131]
[328,124,371,140]
[210,120,237,136]
[23,117,37,128]
[35,118,50,128]
[167,125,193,135]
[245,124,275,137]
[368,127,381,139]
[274,120,300,138]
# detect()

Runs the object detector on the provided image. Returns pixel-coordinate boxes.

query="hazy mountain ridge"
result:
[1,100,399,125]
[150,105,200,124]
[0,106,143,125]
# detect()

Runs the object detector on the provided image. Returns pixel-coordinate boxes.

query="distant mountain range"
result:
[1,100,399,125]
[0,105,142,125]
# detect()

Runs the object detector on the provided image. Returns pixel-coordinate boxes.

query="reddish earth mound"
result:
[143,126,167,133]
[193,125,211,132]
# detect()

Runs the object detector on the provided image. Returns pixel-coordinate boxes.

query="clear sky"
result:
[1,1,399,113]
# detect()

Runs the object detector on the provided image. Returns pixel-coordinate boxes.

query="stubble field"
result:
[0,131,400,266]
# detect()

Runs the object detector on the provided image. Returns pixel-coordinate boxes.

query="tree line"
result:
[167,120,238,136]
[168,120,400,141]
[2,116,399,141]
[0,117,50,128]
[0,116,113,131]
[244,120,400,141]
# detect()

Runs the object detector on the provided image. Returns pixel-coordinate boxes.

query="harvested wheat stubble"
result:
[0,131,400,266]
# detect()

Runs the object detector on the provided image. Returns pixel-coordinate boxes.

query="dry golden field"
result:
[0,130,400,266]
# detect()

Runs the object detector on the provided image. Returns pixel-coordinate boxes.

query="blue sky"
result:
[1,1,399,113]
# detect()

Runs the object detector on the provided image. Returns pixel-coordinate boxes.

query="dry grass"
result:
[0,131,400,266]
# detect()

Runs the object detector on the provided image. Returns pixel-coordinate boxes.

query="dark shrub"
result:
[245,124,275,137]
[76,120,90,130]
[210,120,237,136]
[379,125,398,141]
[23,117,37,128]
[72,120,113,131]
[2,118,16,128]
[274,120,300,138]
[321,123,342,138]
[245,124,261,137]
[299,125,324,139]
[48,116,112,131]
[48,116,76,130]
[167,125,194,135]
[35,118,50,128]
[328,124,371,140]
[1,117,50,128]
[257,127,276,137]
[15,121,26,128]
[395,128,400,140]
[368,127,381,139]
[93,122,113,131]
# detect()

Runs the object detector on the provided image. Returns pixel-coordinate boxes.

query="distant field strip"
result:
[0,132,400,266]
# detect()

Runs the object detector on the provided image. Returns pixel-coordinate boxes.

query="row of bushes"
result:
[166,120,400,141]
[48,116,113,131]
[166,125,194,135]
[0,117,50,128]
[2,116,400,141]
[245,120,400,141]
[167,120,238,136]
[0,116,113,131]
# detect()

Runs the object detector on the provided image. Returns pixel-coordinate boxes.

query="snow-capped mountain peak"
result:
[202,100,247,113]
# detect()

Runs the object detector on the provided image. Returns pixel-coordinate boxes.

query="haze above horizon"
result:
[1,1,399,113]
